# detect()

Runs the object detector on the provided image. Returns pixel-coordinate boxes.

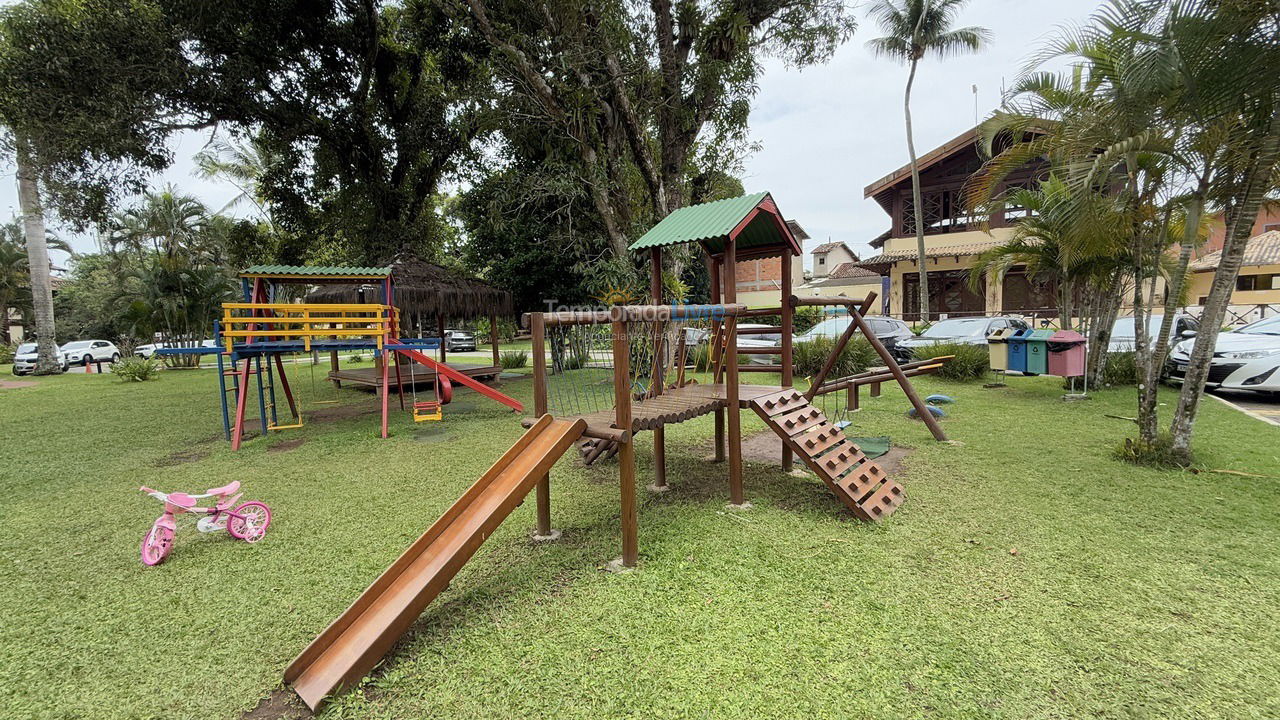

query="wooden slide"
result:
[750,389,904,522]
[285,414,586,710]
[388,341,524,413]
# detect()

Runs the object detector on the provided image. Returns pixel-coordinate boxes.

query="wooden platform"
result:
[568,383,784,433]
[329,363,502,390]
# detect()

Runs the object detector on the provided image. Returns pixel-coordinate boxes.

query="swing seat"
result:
[412,401,443,422]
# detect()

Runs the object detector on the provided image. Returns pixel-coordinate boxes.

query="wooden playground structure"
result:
[160,264,524,450]
[284,192,949,710]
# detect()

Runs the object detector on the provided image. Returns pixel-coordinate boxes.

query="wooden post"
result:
[490,312,500,369]
[723,239,745,506]
[709,256,725,462]
[847,308,948,441]
[650,247,667,491]
[780,248,794,472]
[329,349,340,388]
[531,313,553,538]
[848,384,859,411]
[612,317,638,567]
[437,313,446,364]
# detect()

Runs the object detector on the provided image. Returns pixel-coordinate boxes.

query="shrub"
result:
[1101,351,1139,386]
[113,355,160,382]
[1114,433,1190,469]
[792,306,824,334]
[0,342,16,365]
[793,336,877,379]
[560,352,589,371]
[499,350,528,369]
[911,342,989,381]
[348,354,364,364]
[690,343,713,372]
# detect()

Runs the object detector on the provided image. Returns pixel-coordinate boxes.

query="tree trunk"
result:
[15,136,60,375]
[1149,191,1204,380]
[904,58,929,322]
[1169,110,1280,462]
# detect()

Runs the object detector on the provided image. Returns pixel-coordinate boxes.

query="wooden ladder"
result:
[749,388,904,522]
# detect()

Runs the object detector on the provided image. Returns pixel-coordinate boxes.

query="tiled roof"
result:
[786,220,811,241]
[828,261,880,279]
[852,239,1007,267]
[1192,231,1280,271]
[812,241,848,254]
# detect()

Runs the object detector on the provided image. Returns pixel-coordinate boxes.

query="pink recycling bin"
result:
[1046,330,1087,377]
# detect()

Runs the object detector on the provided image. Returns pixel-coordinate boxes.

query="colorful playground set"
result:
[156,192,954,711]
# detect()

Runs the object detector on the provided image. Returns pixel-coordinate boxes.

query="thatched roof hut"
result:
[308,254,512,330]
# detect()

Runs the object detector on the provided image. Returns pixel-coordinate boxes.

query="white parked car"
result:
[797,315,913,348]
[680,324,781,365]
[1108,314,1199,352]
[136,339,216,358]
[11,343,69,374]
[1167,316,1280,395]
[60,339,121,365]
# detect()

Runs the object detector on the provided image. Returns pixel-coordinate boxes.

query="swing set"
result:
[159,264,524,449]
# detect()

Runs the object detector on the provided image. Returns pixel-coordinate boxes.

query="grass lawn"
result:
[1,365,1278,719]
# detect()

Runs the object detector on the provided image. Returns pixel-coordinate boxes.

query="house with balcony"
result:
[853,126,1052,320]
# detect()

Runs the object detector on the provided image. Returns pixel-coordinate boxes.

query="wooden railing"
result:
[220,303,396,352]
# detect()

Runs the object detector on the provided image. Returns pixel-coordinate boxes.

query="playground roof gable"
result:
[629,191,802,258]
[242,265,392,281]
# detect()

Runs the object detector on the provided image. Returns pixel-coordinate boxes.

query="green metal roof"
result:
[628,191,801,256]
[242,264,392,277]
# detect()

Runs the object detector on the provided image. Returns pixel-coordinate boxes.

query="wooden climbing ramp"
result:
[749,389,904,521]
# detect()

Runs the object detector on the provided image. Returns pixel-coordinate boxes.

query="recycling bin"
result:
[1007,328,1033,373]
[1025,328,1054,375]
[987,327,1014,371]
[1047,330,1087,377]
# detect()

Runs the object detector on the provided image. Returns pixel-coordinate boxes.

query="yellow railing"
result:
[221,303,396,352]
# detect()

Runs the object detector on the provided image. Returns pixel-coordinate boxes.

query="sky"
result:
[2,0,1103,272]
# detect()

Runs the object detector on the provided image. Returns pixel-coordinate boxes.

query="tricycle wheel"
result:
[140,525,173,566]
[228,502,271,543]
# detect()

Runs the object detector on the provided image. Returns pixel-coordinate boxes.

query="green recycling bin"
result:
[987,327,1014,371]
[1025,328,1055,375]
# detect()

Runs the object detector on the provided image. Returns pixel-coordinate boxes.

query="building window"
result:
[1264,223,1280,232]
[1237,273,1277,291]
[817,257,825,265]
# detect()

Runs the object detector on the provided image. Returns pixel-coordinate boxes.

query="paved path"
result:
[1210,389,1280,427]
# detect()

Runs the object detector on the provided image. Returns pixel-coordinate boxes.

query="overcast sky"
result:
[3,0,1102,271]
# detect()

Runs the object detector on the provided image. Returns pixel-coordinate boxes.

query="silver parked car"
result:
[894,316,1032,362]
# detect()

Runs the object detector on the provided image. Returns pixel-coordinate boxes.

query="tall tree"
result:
[14,136,60,374]
[867,0,990,322]
[463,0,856,263]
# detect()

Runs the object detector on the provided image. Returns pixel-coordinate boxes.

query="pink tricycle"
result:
[138,481,271,566]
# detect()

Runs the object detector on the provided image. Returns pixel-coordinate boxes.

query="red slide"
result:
[388,340,523,413]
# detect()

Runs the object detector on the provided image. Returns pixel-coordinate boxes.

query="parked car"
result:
[444,330,477,352]
[1167,315,1280,395]
[679,324,780,365]
[1108,314,1200,352]
[11,343,69,374]
[796,315,913,348]
[59,339,121,365]
[894,316,1032,362]
[135,339,216,358]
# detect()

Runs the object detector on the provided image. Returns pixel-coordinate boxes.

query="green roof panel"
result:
[242,264,392,277]
[630,192,771,251]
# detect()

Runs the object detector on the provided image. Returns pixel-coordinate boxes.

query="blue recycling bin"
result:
[1007,328,1033,373]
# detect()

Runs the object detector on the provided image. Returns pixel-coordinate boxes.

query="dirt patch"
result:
[241,689,311,720]
[153,448,211,467]
[874,446,912,477]
[267,438,307,454]
[308,403,377,423]
[0,380,37,389]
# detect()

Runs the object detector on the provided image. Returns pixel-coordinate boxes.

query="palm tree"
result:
[14,135,60,373]
[0,219,72,344]
[194,135,279,228]
[867,0,990,322]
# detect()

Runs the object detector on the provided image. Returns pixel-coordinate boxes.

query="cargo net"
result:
[544,317,700,420]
